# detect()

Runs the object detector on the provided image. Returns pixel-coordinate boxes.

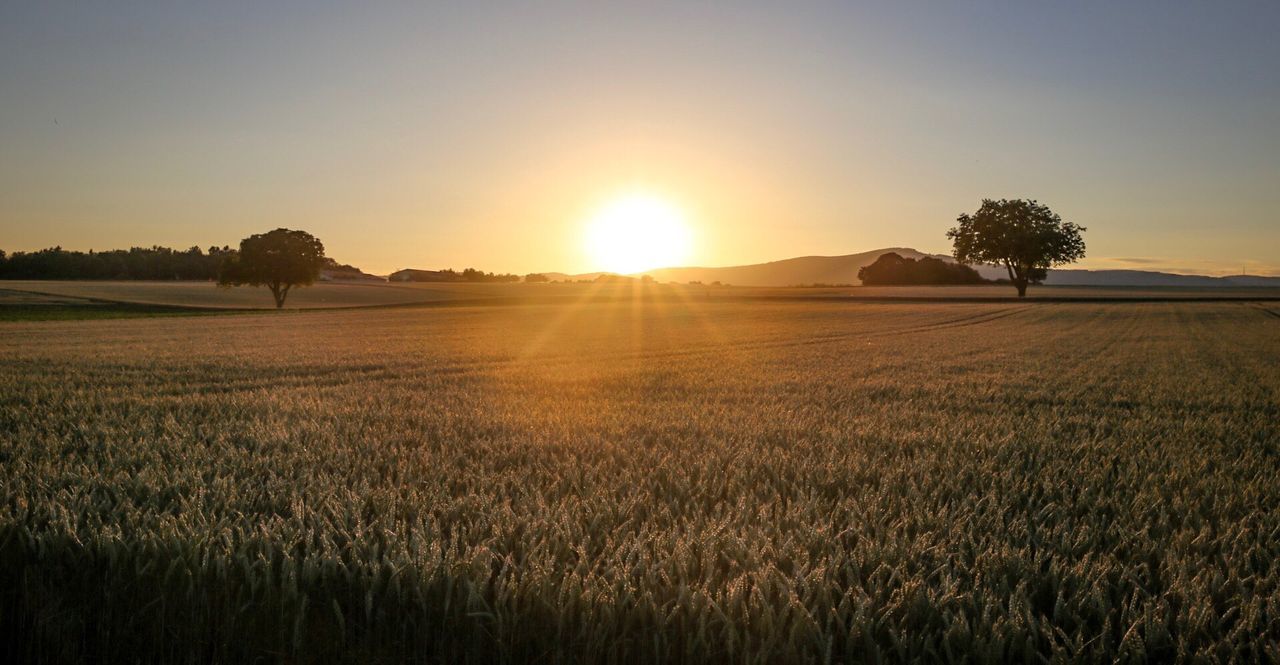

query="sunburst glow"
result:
[584,193,692,274]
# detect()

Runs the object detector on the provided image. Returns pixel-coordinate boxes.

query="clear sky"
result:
[2,2,1277,276]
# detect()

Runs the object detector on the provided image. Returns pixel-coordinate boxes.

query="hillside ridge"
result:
[539,249,1279,287]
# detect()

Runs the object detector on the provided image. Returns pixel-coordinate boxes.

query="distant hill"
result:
[637,248,941,286]
[1042,269,1280,287]
[535,249,1280,288]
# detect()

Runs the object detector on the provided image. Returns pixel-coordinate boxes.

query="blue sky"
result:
[2,2,1277,274]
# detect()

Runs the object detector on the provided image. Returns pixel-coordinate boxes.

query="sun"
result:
[584,193,693,274]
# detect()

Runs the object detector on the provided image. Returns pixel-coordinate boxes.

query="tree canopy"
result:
[947,199,1086,297]
[218,229,326,308]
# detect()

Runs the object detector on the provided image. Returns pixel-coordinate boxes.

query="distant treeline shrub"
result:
[592,274,656,283]
[321,257,370,275]
[390,268,521,283]
[0,246,235,280]
[857,252,988,285]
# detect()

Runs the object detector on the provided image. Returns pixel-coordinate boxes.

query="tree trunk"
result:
[1004,261,1027,298]
[269,283,285,309]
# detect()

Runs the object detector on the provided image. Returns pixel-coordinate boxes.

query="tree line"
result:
[0,245,235,280]
[389,268,521,283]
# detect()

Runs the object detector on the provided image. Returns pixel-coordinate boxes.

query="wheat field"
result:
[2,298,1278,662]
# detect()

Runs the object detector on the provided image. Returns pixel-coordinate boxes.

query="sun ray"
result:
[517,277,610,360]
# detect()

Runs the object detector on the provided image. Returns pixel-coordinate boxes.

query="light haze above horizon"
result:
[2,2,1277,276]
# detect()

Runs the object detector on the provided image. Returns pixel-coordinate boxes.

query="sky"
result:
[2,1,1278,276]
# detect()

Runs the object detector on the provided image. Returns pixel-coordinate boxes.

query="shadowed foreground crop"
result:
[1,300,1278,662]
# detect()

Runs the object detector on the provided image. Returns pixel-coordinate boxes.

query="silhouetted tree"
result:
[524,273,549,283]
[947,199,1086,297]
[218,229,326,308]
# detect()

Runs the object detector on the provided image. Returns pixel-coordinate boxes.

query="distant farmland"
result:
[2,299,1278,662]
[0,280,477,309]
[2,279,1278,313]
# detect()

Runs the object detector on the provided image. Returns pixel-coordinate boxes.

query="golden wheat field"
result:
[2,298,1279,662]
